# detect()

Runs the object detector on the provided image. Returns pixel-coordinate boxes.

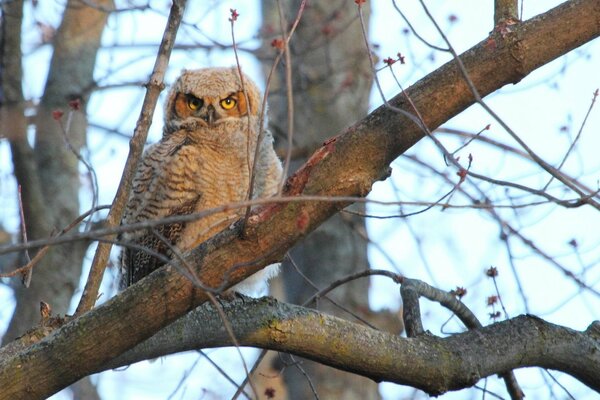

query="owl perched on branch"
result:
[120,67,282,296]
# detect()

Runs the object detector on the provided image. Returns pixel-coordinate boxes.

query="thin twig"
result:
[60,109,99,232]
[288,255,377,329]
[304,268,402,308]
[488,268,510,320]
[199,350,253,400]
[417,0,600,210]
[0,191,593,259]
[151,229,259,399]
[542,88,598,191]
[0,205,110,279]
[230,349,269,400]
[74,0,188,316]
[166,354,202,400]
[17,185,32,287]
[242,0,307,226]
[276,0,297,194]
[356,3,425,130]
[390,0,449,52]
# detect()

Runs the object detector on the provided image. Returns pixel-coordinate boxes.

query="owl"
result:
[120,67,283,296]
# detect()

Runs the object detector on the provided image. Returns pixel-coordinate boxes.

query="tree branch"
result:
[74,0,188,315]
[495,0,519,24]
[102,298,600,396]
[0,1,599,398]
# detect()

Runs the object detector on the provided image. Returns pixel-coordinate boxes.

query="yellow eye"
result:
[220,97,237,110]
[187,95,203,111]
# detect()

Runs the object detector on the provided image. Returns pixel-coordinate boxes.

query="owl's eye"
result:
[187,95,203,111]
[220,96,237,110]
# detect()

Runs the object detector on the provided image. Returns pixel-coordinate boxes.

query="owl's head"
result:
[163,67,263,135]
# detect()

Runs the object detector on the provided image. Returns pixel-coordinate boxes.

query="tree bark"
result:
[261,1,378,398]
[98,297,600,395]
[1,2,113,398]
[3,0,114,342]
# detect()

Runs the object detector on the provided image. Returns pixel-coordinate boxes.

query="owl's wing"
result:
[120,134,201,287]
[254,130,284,198]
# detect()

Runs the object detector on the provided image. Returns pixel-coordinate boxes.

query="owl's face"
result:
[164,67,262,134]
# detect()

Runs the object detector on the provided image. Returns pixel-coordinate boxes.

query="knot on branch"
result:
[586,320,600,340]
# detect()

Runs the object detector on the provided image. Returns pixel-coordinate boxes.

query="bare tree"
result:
[260,1,380,398]
[0,1,599,399]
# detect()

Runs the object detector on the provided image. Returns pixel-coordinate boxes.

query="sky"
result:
[1,0,599,399]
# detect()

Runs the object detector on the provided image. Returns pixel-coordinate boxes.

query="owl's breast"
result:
[175,141,252,251]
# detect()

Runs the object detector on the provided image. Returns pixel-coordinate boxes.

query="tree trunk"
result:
[3,0,113,343]
[261,1,379,398]
[1,1,112,398]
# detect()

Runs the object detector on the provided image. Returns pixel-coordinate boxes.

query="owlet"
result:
[120,67,282,296]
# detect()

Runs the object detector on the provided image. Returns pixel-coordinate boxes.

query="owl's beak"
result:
[201,104,216,126]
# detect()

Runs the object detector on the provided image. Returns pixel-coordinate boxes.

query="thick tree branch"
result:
[0,1,599,398]
[103,298,600,396]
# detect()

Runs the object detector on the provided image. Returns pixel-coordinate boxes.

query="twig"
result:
[17,185,32,287]
[74,0,188,316]
[438,127,600,198]
[408,151,600,300]
[542,88,599,191]
[400,278,524,399]
[418,0,600,210]
[228,8,255,212]
[166,354,202,400]
[150,228,259,398]
[0,191,592,259]
[289,354,320,399]
[242,0,307,226]
[199,350,253,400]
[276,0,298,194]
[0,205,110,279]
[390,0,449,52]
[230,349,269,400]
[356,2,424,128]
[288,255,377,329]
[59,107,99,232]
[543,369,576,400]
[359,2,471,185]
[487,267,510,320]
[303,268,402,308]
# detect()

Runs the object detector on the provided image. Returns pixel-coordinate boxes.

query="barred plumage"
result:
[120,67,282,296]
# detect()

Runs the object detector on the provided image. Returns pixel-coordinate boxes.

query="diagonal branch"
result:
[74,0,188,315]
